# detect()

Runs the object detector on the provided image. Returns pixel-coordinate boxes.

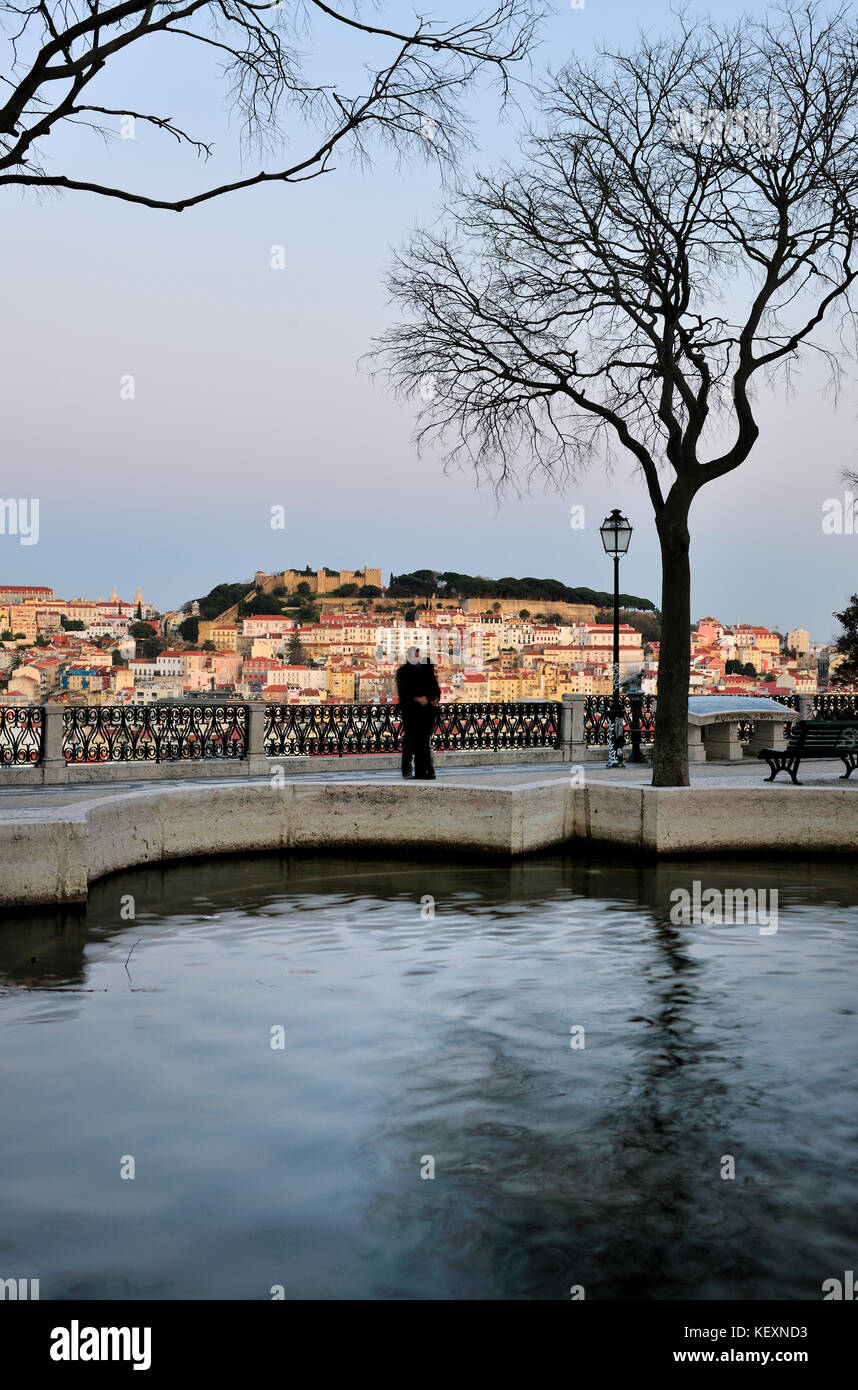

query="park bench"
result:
[757,719,858,783]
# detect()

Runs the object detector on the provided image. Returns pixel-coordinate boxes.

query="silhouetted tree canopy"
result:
[388,568,656,609]
[194,582,253,621]
[832,593,858,683]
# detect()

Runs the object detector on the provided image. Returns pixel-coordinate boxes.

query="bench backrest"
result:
[787,720,858,752]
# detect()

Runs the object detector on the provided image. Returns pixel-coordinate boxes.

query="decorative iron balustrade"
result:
[0,691,853,773]
[63,704,248,764]
[747,692,856,739]
[436,701,560,750]
[770,693,800,709]
[265,703,400,757]
[814,691,858,721]
[584,692,804,748]
[0,705,44,765]
[264,701,561,757]
[583,693,656,750]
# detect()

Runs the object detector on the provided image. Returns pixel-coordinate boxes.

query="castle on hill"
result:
[253,567,382,596]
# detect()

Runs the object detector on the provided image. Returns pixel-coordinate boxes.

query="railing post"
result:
[247,701,270,775]
[561,694,587,763]
[797,694,815,722]
[559,696,573,760]
[42,701,68,784]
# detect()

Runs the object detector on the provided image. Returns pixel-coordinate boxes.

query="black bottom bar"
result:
[8,1297,854,1376]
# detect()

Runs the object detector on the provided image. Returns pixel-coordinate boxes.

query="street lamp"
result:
[599,509,633,768]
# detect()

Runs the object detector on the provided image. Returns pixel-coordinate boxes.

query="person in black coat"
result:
[396,647,441,779]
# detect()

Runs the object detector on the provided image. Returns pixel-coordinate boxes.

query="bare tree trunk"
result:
[653,494,692,787]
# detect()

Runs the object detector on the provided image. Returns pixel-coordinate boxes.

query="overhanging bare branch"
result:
[0,0,541,208]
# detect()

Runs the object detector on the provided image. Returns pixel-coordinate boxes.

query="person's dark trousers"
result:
[401,717,415,777]
[413,707,436,779]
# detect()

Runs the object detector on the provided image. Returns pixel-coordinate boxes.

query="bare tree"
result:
[373,1,858,785]
[0,0,538,210]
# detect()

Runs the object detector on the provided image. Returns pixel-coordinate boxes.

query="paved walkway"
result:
[0,757,855,814]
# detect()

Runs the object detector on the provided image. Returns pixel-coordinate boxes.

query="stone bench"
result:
[686,696,792,763]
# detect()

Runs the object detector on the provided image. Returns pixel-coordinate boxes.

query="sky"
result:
[2,0,857,643]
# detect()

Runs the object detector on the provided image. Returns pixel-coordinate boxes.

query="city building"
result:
[787,628,811,654]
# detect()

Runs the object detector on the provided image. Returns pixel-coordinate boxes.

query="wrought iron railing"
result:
[734,693,858,742]
[814,691,858,720]
[0,691,855,770]
[769,693,800,708]
[435,701,561,751]
[584,691,805,748]
[0,705,44,765]
[264,701,561,757]
[583,693,657,751]
[265,703,399,757]
[62,704,248,764]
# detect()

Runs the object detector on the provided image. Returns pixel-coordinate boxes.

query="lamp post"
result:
[599,509,633,768]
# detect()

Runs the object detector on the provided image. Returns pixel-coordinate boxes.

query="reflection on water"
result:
[1,852,856,1300]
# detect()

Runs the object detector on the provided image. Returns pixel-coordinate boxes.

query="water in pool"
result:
[1,852,856,1300]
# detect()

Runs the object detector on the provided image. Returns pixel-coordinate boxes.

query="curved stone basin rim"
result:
[1,776,857,906]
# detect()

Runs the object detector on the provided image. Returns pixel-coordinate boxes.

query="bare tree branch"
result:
[0,0,541,207]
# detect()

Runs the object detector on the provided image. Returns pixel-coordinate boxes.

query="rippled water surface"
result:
[1,852,856,1300]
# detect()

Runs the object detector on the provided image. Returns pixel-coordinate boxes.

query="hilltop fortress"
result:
[254,567,382,596]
